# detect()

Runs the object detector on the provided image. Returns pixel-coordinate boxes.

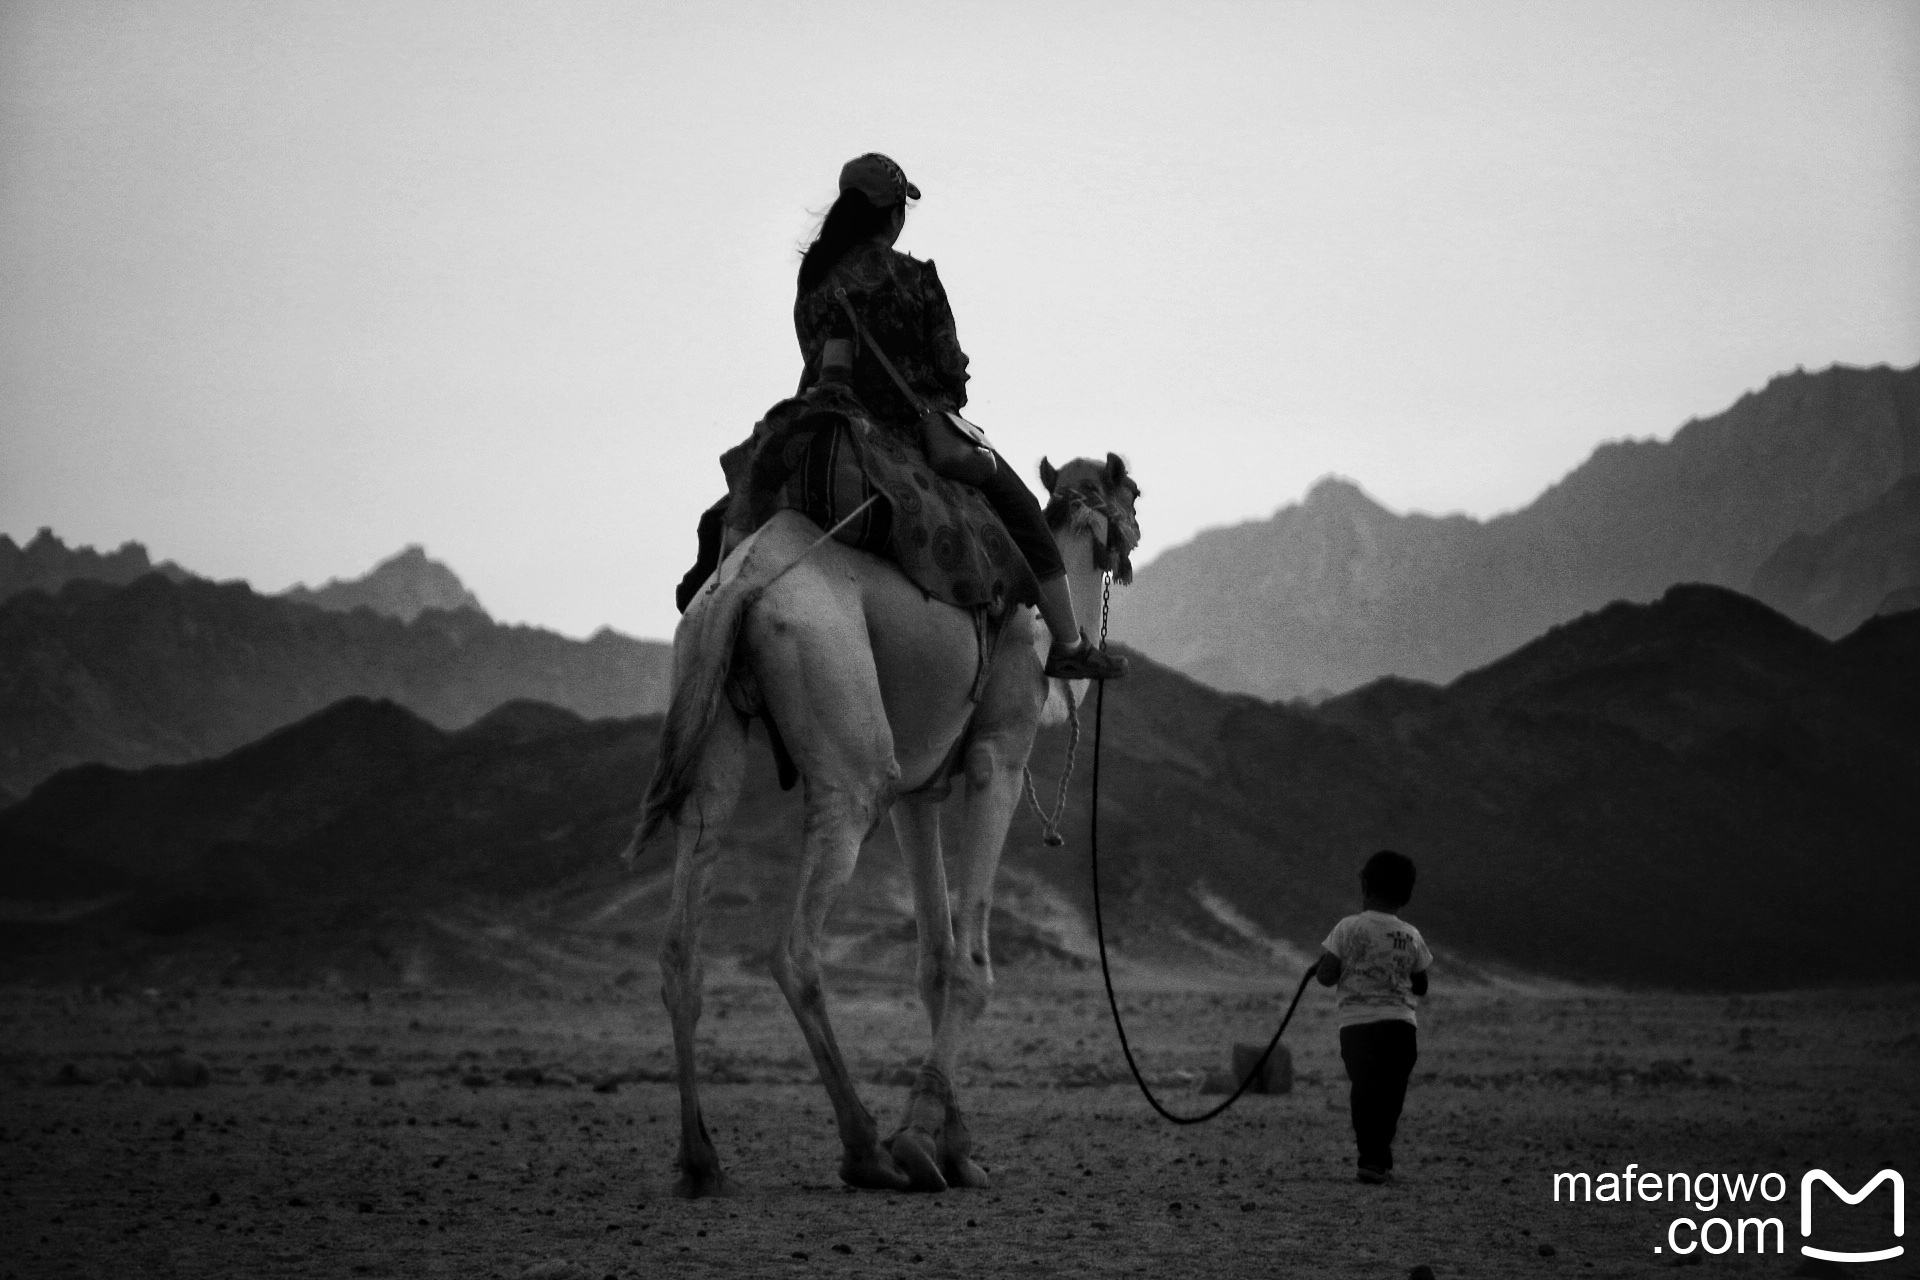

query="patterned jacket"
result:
[793,242,970,428]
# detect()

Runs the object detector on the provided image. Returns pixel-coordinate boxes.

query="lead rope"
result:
[1085,571,1317,1123]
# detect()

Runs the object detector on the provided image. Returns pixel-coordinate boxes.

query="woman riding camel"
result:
[679,152,1126,682]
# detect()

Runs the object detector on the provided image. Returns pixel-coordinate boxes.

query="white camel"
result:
[633,452,1140,1197]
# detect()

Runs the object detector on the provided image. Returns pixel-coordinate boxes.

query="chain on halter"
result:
[1099,570,1112,647]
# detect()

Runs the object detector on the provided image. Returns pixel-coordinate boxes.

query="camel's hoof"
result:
[674,1165,733,1199]
[942,1154,990,1189]
[888,1129,949,1193]
[840,1142,912,1192]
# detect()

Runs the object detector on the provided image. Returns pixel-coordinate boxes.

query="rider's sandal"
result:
[1044,630,1128,680]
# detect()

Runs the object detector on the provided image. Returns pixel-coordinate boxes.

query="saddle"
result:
[721,391,1039,616]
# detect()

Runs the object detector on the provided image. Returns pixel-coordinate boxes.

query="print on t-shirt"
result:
[1321,910,1434,1028]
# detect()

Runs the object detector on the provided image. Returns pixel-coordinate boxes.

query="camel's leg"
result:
[887,796,957,1191]
[754,609,911,1192]
[915,727,1033,1191]
[658,710,747,1199]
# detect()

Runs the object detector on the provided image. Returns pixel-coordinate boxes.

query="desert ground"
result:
[2,968,1915,1280]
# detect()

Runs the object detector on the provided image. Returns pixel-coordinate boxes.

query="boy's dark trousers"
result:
[1339,1019,1418,1171]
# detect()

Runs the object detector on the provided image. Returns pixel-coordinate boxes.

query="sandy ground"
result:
[2,970,1916,1280]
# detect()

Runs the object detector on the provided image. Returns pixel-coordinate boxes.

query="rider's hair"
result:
[1360,849,1416,909]
[798,188,898,295]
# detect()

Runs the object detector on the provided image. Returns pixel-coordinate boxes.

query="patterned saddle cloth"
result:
[720,390,1038,615]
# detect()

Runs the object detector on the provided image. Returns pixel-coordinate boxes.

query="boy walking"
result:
[1314,850,1432,1184]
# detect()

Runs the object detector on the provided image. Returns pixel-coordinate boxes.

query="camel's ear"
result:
[1105,452,1129,488]
[1039,457,1059,493]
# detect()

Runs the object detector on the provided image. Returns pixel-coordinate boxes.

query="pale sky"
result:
[3,0,1916,641]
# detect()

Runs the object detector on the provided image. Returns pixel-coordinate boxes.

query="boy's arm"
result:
[1408,929,1433,998]
[1315,918,1348,986]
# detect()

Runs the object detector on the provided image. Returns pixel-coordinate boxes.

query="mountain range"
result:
[0,574,672,804]
[0,529,195,604]
[1112,362,1920,700]
[4,530,491,623]
[4,357,1915,992]
[3,586,1913,992]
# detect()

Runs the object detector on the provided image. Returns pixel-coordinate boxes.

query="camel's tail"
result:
[628,529,773,861]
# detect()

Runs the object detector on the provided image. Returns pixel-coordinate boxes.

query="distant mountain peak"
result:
[1300,474,1384,513]
[283,545,486,622]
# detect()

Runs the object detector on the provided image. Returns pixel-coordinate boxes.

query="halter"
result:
[1045,479,1141,584]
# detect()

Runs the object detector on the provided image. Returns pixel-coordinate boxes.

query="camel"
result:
[633,452,1140,1197]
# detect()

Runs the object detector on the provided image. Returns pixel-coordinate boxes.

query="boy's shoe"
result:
[1045,632,1128,680]
[1356,1165,1391,1184]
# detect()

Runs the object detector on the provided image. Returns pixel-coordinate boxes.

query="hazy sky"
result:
[3,0,1916,641]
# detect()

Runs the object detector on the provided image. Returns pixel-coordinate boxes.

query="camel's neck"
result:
[1054,523,1110,643]
[1031,507,1120,717]
[1031,513,1112,660]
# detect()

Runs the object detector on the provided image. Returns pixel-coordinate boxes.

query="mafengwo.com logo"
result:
[1552,1165,1905,1260]
[1802,1171,1906,1264]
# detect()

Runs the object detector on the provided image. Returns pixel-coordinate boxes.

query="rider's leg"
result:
[970,452,1064,592]
[1033,574,1081,648]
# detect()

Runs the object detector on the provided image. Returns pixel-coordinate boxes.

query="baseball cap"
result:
[838,153,920,206]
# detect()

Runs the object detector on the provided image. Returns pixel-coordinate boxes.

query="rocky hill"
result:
[281,544,487,621]
[0,574,672,802]
[4,586,1913,992]
[1113,361,1920,700]
[1048,587,1919,990]
[0,529,196,604]
[1749,475,1920,638]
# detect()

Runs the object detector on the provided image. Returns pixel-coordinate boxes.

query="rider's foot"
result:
[1045,631,1127,680]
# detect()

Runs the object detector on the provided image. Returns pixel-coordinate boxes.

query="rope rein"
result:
[1083,571,1317,1124]
[1019,695,1080,847]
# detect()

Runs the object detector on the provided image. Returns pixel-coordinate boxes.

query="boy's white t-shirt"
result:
[1322,910,1433,1028]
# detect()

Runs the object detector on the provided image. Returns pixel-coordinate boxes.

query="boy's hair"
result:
[1361,849,1416,908]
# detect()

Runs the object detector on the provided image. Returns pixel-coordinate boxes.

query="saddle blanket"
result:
[721,393,1038,615]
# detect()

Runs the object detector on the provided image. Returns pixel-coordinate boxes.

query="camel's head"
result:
[1038,452,1141,584]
